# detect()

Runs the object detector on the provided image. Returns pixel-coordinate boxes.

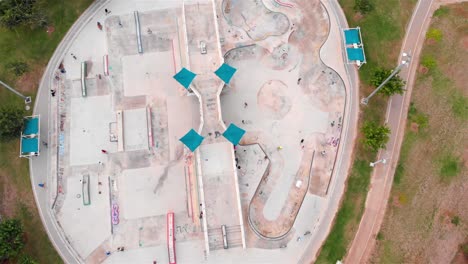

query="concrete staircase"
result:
[207,225,243,251]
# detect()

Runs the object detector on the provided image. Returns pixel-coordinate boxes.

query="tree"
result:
[0,0,47,29]
[0,104,25,140]
[0,219,25,260]
[362,121,391,151]
[354,0,374,14]
[371,68,406,96]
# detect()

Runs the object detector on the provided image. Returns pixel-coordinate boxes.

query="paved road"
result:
[344,0,450,262]
[29,1,110,263]
[298,0,360,262]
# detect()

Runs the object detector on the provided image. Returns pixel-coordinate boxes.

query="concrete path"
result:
[30,1,112,263]
[345,0,467,263]
[297,0,360,262]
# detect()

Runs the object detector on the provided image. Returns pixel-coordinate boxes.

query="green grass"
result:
[339,0,416,83]
[433,6,449,17]
[380,240,404,263]
[426,28,443,42]
[451,93,468,120]
[393,130,419,187]
[438,154,461,181]
[420,55,437,71]
[0,0,93,263]
[17,203,62,264]
[0,0,94,85]
[418,62,467,120]
[408,103,428,128]
[451,215,460,226]
[316,160,372,263]
[316,0,417,262]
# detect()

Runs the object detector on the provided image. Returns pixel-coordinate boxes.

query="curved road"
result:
[30,1,110,263]
[345,0,466,262]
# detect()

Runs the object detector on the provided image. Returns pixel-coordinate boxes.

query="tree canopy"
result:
[0,0,47,29]
[371,68,406,96]
[362,121,391,152]
[0,219,25,260]
[0,104,25,140]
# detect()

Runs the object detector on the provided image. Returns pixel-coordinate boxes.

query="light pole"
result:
[0,79,32,110]
[370,158,387,167]
[361,53,411,105]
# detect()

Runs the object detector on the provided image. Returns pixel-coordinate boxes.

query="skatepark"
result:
[37,0,351,263]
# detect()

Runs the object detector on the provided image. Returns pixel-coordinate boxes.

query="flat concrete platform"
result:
[123,108,148,151]
[69,95,116,166]
[199,142,241,229]
[120,165,187,220]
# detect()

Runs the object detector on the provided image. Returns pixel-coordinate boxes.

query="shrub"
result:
[19,254,38,264]
[451,216,460,226]
[354,0,374,14]
[0,219,25,260]
[439,154,461,181]
[408,103,429,129]
[434,6,449,17]
[421,55,437,71]
[451,95,468,120]
[426,28,443,42]
[6,61,29,76]
[0,104,25,140]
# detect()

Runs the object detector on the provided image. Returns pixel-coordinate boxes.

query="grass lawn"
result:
[0,0,93,263]
[372,3,468,263]
[315,0,417,263]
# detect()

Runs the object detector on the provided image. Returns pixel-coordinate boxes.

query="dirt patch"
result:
[353,12,363,22]
[46,26,55,36]
[463,148,468,169]
[461,35,468,49]
[16,65,45,94]
[0,170,19,217]
[410,122,419,133]
[257,80,291,119]
[418,65,429,74]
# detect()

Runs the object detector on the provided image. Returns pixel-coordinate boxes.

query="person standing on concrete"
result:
[97,22,103,31]
[101,149,108,154]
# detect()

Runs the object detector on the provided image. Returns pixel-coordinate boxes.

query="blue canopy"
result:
[214,63,237,84]
[21,137,39,154]
[344,29,361,45]
[173,68,196,89]
[346,47,365,62]
[23,117,39,135]
[222,123,245,145]
[180,129,204,152]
